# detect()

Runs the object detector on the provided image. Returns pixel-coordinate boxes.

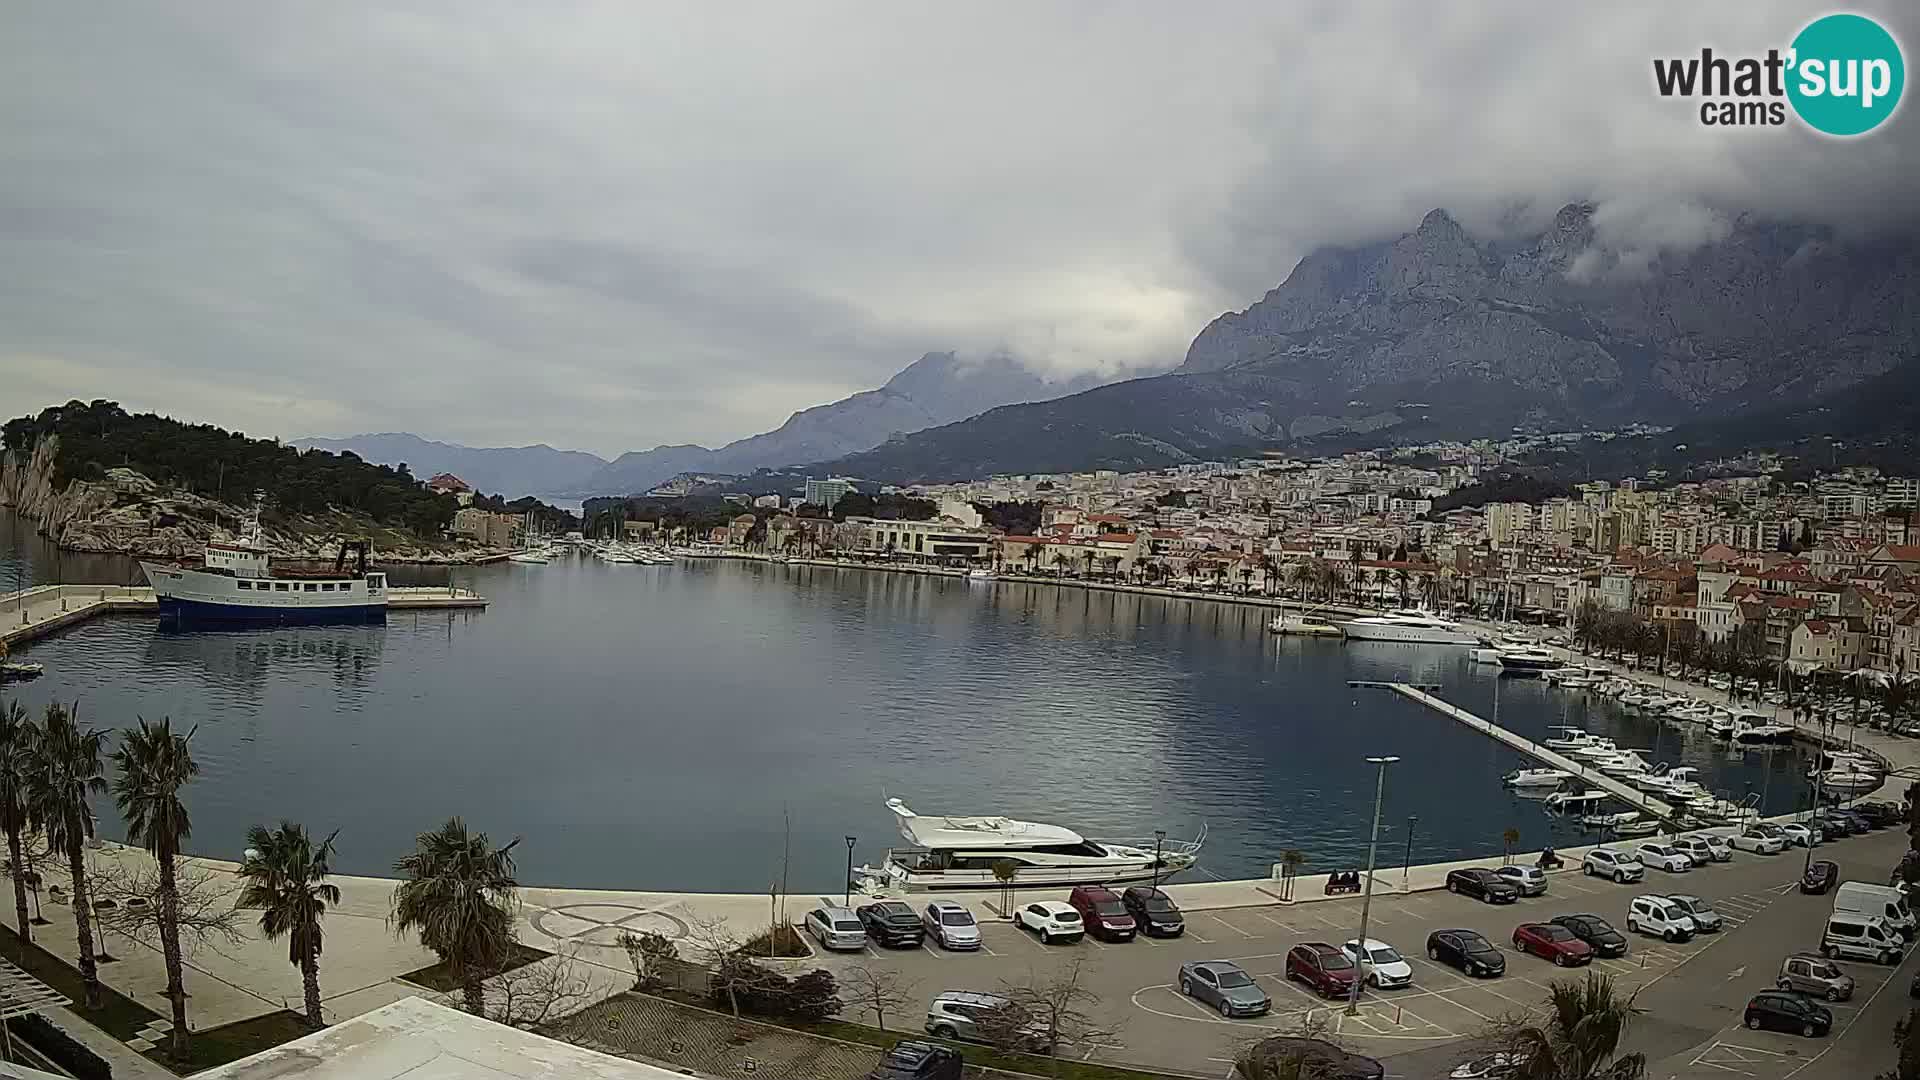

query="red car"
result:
[1513,923,1594,967]
[1067,885,1137,942]
[1285,942,1360,998]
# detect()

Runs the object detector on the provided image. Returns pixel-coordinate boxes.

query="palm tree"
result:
[0,701,36,950]
[1393,567,1412,607]
[391,817,521,1016]
[1080,550,1095,578]
[1051,552,1073,577]
[1495,972,1646,1079]
[1286,561,1316,600]
[1372,567,1392,602]
[111,717,199,1058]
[1024,543,1044,573]
[238,822,341,1030]
[27,701,108,1009]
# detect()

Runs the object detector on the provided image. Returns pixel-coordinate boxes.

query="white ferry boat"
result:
[853,798,1203,892]
[1335,608,1483,646]
[139,510,387,624]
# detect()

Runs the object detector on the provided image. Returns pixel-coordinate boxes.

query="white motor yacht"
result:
[1503,767,1574,788]
[1731,721,1794,745]
[855,798,1204,891]
[1567,738,1622,760]
[1544,727,1597,751]
[1497,646,1563,673]
[1334,609,1482,646]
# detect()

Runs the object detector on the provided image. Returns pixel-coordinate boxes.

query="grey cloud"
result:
[3,2,1917,456]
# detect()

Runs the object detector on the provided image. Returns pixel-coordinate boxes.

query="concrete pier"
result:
[1388,681,1680,820]
[3,583,487,646]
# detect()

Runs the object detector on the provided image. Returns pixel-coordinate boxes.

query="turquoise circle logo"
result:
[1787,13,1905,136]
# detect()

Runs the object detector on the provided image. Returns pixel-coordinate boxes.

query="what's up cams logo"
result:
[1654,12,1904,135]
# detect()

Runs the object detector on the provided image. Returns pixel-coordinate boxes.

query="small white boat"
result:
[0,661,45,681]
[1610,818,1661,837]
[1269,613,1343,636]
[1544,727,1597,751]
[507,549,551,564]
[1567,739,1622,760]
[967,569,996,580]
[1503,768,1574,788]
[1581,810,1639,828]
[1731,722,1794,745]
[1546,790,1608,810]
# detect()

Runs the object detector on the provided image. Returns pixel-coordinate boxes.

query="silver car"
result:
[1178,960,1272,1017]
[924,990,1045,1051]
[1664,894,1723,932]
[923,901,982,950]
[803,905,866,951]
[1495,865,1548,896]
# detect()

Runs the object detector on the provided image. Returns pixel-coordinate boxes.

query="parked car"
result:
[1341,938,1413,989]
[869,1041,963,1080]
[803,906,868,951]
[1802,860,1841,895]
[1825,810,1870,836]
[1248,1038,1383,1080]
[1014,901,1084,944]
[1692,833,1734,861]
[1582,848,1645,884]
[1067,885,1137,942]
[1626,896,1697,942]
[1552,914,1630,958]
[1446,867,1520,903]
[1450,1052,1530,1079]
[1121,886,1185,937]
[1854,802,1901,828]
[1634,842,1693,874]
[922,902,982,950]
[1664,894,1724,932]
[923,991,1045,1051]
[1809,816,1848,843]
[1286,943,1360,999]
[1743,991,1832,1038]
[1778,953,1854,1001]
[1730,825,1786,854]
[1179,960,1272,1017]
[1494,865,1548,896]
[1671,836,1717,867]
[1780,822,1820,848]
[857,901,926,948]
[1512,923,1593,967]
[1833,882,1917,939]
[1427,929,1506,977]
[1822,915,1905,965]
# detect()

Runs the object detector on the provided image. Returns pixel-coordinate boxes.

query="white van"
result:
[1626,896,1696,942]
[1834,882,1917,940]
[1822,915,1905,965]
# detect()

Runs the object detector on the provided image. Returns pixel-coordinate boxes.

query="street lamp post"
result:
[1401,815,1418,890]
[1347,755,1400,1016]
[1152,829,1167,890]
[843,836,857,907]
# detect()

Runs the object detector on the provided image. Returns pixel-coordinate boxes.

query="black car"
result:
[869,1041,963,1080]
[1855,802,1901,828]
[1446,868,1520,904]
[1551,914,1629,958]
[1243,1037,1383,1080]
[1427,929,1506,977]
[1802,860,1841,895]
[1743,992,1832,1038]
[1121,886,1186,937]
[857,901,927,948]
[1834,810,1872,833]
[1809,814,1850,841]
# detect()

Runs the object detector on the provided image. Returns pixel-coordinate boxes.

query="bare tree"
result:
[90,858,245,960]
[685,914,749,1017]
[840,964,916,1032]
[616,929,680,991]
[988,957,1121,1060]
[488,951,596,1030]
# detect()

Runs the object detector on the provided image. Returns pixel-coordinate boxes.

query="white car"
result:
[1671,836,1716,866]
[1781,823,1820,848]
[1635,842,1693,873]
[1014,901,1084,944]
[1583,847,1645,884]
[921,901,982,950]
[1452,1051,1531,1079]
[1495,865,1548,896]
[1341,938,1413,989]
[1626,895,1697,942]
[1692,833,1734,862]
[1730,826,1786,854]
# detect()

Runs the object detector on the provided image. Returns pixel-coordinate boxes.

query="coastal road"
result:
[805,826,1912,1078]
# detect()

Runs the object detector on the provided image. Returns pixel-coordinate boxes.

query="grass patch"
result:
[0,920,163,1042]
[799,1018,1186,1080]
[400,942,552,993]
[739,923,812,959]
[145,1010,313,1074]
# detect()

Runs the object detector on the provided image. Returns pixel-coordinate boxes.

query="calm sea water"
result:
[2,511,1811,892]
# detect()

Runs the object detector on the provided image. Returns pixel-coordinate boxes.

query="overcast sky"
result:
[5,2,1915,458]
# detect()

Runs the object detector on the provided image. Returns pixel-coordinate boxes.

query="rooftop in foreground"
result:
[195,997,685,1080]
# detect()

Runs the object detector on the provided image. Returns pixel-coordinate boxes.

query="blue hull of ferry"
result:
[157,597,387,625]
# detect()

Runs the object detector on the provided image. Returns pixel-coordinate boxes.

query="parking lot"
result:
[804,825,1912,1078]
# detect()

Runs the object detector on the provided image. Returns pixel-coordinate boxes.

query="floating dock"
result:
[1386,682,1679,820]
[3,583,487,647]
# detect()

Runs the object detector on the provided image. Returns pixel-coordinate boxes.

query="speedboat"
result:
[1581,810,1639,828]
[1811,755,1883,798]
[1268,613,1343,636]
[1731,722,1794,746]
[967,569,996,580]
[1497,646,1563,673]
[507,548,551,564]
[1334,609,1482,646]
[855,798,1204,891]
[0,660,45,682]
[1610,818,1661,837]
[1567,739,1621,760]
[1546,790,1608,811]
[1503,768,1574,788]
[1544,727,1598,751]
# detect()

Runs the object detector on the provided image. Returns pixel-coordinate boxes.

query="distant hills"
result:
[300,351,1142,498]
[813,204,1920,483]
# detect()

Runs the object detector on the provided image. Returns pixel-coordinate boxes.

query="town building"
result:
[803,477,854,508]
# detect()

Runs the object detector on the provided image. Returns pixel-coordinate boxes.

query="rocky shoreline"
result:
[1,436,507,565]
